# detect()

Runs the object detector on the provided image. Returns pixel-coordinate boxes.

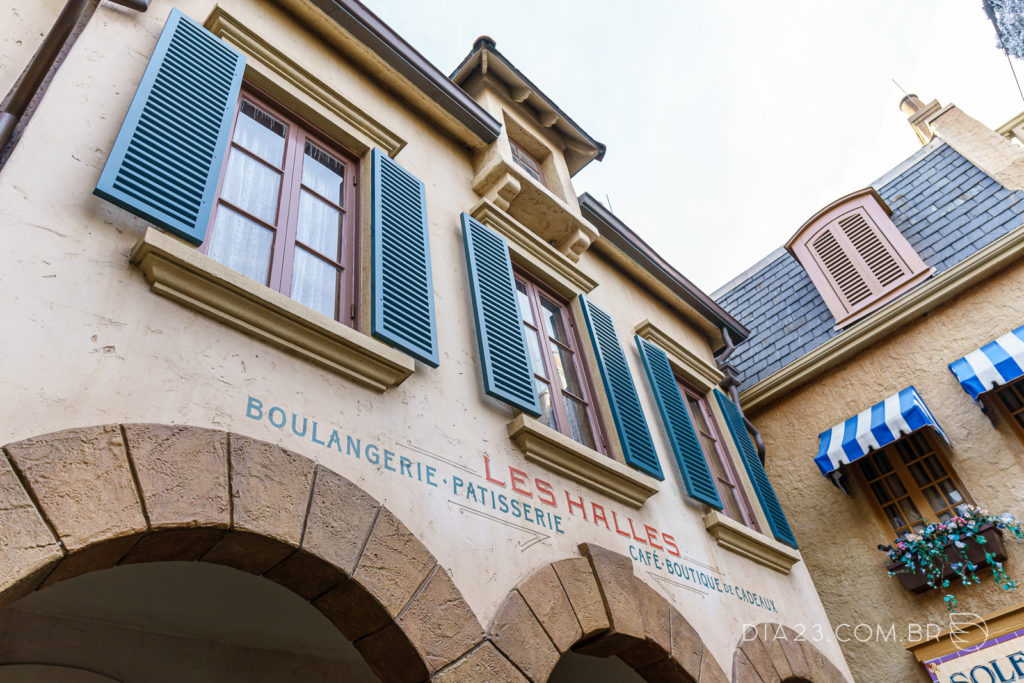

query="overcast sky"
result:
[371,0,1023,294]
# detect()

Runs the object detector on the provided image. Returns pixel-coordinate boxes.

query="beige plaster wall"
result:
[0,1,67,102]
[747,257,1024,682]
[0,0,849,678]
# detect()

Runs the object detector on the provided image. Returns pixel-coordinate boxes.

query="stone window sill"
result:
[507,414,658,509]
[130,228,415,392]
[703,510,801,574]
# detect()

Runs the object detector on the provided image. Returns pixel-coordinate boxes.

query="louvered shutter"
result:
[809,207,914,311]
[461,215,542,416]
[713,389,798,548]
[579,296,663,480]
[635,336,722,508]
[370,148,439,367]
[94,9,244,245]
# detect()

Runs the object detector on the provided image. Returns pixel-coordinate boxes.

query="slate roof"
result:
[715,142,1024,391]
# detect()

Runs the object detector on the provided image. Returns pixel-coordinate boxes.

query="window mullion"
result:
[891,451,936,526]
[274,125,304,296]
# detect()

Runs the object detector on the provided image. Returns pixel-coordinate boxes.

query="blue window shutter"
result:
[635,336,723,509]
[578,296,663,480]
[370,148,439,367]
[461,215,541,416]
[713,389,798,548]
[93,9,244,245]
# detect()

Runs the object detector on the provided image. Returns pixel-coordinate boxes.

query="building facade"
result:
[0,1,849,681]
[716,97,1024,682]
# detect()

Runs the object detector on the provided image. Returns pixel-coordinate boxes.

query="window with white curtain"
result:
[202,87,359,325]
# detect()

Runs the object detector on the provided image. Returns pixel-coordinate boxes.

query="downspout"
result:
[714,327,767,464]
[0,0,149,159]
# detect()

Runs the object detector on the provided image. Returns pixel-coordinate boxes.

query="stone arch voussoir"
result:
[465,541,728,683]
[734,623,847,683]
[0,424,486,683]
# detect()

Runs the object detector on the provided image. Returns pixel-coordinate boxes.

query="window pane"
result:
[910,433,930,456]
[302,141,345,205]
[563,396,595,449]
[885,474,907,498]
[894,440,916,464]
[871,451,894,474]
[859,457,879,481]
[908,462,930,487]
[536,379,555,429]
[233,100,286,167]
[296,191,341,260]
[221,150,281,224]
[290,247,338,319]
[539,297,568,343]
[525,328,546,379]
[899,497,922,526]
[998,385,1023,411]
[922,486,946,514]
[515,281,536,325]
[207,207,273,284]
[883,504,904,532]
[924,455,947,481]
[938,479,965,506]
[549,342,582,395]
[870,481,892,505]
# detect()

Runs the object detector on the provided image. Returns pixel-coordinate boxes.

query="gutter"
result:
[1,0,150,163]
[307,0,501,144]
[579,192,749,344]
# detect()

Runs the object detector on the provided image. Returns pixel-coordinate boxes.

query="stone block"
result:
[698,651,730,683]
[355,622,429,683]
[120,528,224,564]
[619,579,671,669]
[352,507,436,618]
[432,642,527,683]
[777,626,812,679]
[5,426,146,552]
[490,591,560,682]
[551,557,609,638]
[229,433,313,546]
[669,608,704,677]
[315,576,391,640]
[42,533,142,587]
[0,450,61,606]
[124,424,229,529]
[265,548,344,601]
[201,530,294,574]
[302,465,379,575]
[516,564,582,653]
[574,543,643,655]
[397,568,485,672]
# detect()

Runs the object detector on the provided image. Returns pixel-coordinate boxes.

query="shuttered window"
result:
[580,297,663,479]
[96,11,439,369]
[200,89,360,325]
[787,189,932,328]
[714,389,798,548]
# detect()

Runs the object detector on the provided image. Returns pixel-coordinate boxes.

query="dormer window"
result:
[509,139,545,186]
[787,188,933,328]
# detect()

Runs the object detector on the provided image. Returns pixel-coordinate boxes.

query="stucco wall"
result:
[0,0,850,678]
[747,255,1024,681]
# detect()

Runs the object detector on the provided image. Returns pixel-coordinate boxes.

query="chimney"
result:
[909,94,1024,192]
[899,94,942,145]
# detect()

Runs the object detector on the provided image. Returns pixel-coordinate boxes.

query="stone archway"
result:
[0,424,486,683]
[479,543,728,682]
[733,623,847,682]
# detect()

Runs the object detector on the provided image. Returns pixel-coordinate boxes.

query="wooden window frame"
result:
[513,269,608,454]
[786,188,933,329]
[201,85,361,326]
[849,430,972,537]
[509,138,546,187]
[678,382,761,531]
[985,377,1024,443]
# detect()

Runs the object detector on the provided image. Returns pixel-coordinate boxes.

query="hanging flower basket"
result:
[884,506,1024,610]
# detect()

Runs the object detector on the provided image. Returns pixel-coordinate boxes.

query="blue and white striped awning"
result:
[814,386,949,477]
[949,325,1024,402]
